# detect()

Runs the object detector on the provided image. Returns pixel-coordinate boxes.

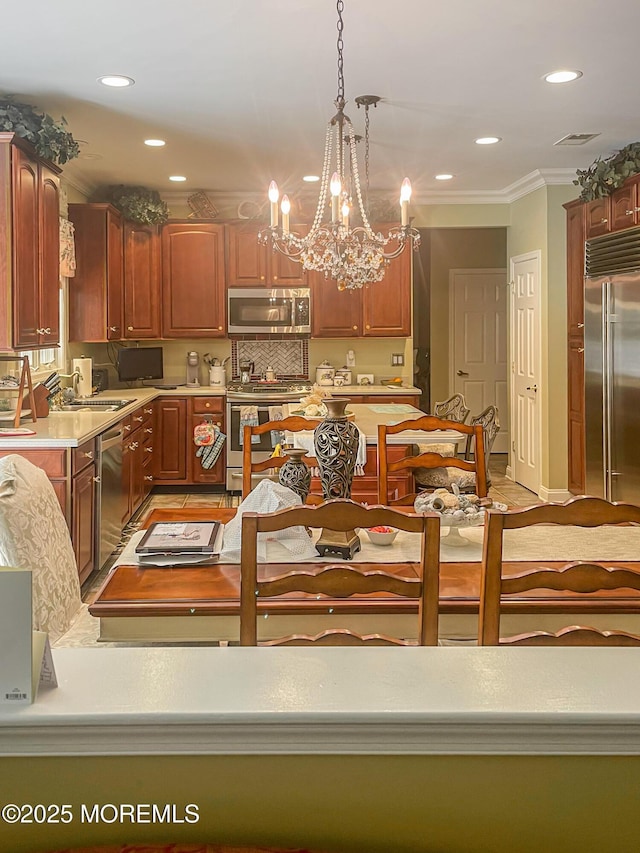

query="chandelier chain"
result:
[364,103,370,216]
[336,0,345,103]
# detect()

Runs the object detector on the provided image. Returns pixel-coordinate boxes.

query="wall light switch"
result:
[391,353,404,366]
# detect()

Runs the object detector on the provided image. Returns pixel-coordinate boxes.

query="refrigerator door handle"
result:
[603,280,613,500]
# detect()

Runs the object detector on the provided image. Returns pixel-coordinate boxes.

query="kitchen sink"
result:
[52,399,136,413]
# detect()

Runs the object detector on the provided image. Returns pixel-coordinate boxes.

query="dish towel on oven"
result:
[283,426,368,476]
[193,421,226,469]
[239,405,260,445]
[268,405,285,448]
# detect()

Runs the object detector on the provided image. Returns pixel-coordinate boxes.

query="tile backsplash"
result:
[232,340,308,379]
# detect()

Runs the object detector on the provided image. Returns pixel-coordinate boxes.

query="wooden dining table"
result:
[89,507,640,643]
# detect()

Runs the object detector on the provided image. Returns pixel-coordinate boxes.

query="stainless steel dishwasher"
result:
[97,425,126,569]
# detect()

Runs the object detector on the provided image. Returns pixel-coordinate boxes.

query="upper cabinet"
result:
[161,221,226,337]
[0,132,60,349]
[610,179,640,231]
[584,196,610,239]
[68,203,123,342]
[123,221,161,339]
[312,233,412,338]
[227,221,307,287]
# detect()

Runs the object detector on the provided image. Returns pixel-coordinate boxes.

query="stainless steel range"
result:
[226,379,313,491]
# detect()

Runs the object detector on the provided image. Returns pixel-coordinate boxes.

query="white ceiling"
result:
[4,0,640,203]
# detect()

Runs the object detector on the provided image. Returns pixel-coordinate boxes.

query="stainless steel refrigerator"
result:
[584,272,640,501]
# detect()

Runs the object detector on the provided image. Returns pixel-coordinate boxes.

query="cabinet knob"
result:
[366,324,370,330]
[128,441,139,451]
[83,451,94,459]
[600,218,608,224]
[577,323,584,328]
[145,446,153,453]
[273,276,278,281]
[127,326,134,331]
[92,475,101,483]
[577,347,585,353]
[109,326,119,332]
[36,327,51,335]
[626,210,634,216]
[635,207,640,213]
[205,402,211,408]
[134,416,143,422]
[218,326,222,331]
[123,424,131,432]
[144,408,153,414]
[352,325,358,330]
[260,275,265,281]
[144,475,153,482]
[144,427,153,434]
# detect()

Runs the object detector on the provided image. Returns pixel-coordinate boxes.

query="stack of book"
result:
[135,521,223,566]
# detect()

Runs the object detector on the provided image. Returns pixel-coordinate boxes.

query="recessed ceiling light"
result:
[544,70,583,84]
[144,139,166,147]
[97,75,135,88]
[303,175,320,182]
[169,175,186,182]
[475,136,502,145]
[435,174,454,181]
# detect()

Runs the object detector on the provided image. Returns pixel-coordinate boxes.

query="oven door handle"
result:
[229,405,284,413]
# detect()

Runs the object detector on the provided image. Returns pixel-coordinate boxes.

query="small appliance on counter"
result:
[239,359,255,384]
[72,357,93,398]
[315,360,335,386]
[186,351,200,387]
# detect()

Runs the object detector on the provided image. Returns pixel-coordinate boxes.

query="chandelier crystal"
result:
[259,0,420,291]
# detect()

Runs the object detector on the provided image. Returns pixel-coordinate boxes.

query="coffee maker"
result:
[186,351,200,387]
[239,358,254,384]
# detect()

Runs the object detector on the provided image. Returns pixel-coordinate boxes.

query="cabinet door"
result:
[107,208,124,339]
[363,248,411,337]
[568,338,585,494]
[269,226,308,285]
[72,462,97,584]
[311,272,362,337]
[129,429,145,515]
[123,222,161,338]
[610,183,637,231]
[11,146,39,348]
[154,397,188,481]
[227,222,268,286]
[38,163,60,347]
[565,201,585,338]
[162,222,226,337]
[584,197,611,239]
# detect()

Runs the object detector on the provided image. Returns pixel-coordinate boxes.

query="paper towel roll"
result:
[73,357,93,398]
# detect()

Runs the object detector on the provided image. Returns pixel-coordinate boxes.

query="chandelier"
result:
[259,0,420,291]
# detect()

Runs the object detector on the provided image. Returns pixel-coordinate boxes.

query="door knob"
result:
[457,370,469,376]
[526,385,538,392]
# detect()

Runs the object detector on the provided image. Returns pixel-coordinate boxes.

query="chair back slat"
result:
[479,496,640,646]
[433,393,470,424]
[240,499,441,646]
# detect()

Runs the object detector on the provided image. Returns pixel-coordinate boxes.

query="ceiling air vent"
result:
[554,133,600,146]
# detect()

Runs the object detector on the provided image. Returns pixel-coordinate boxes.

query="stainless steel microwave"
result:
[227,287,311,334]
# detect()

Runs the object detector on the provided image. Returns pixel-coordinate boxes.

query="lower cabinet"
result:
[154,396,226,486]
[310,444,414,504]
[72,461,98,584]
[122,403,155,524]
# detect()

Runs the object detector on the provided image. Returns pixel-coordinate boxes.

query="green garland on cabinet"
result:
[575,142,640,201]
[0,95,80,165]
[98,185,170,225]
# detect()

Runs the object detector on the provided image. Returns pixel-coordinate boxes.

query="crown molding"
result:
[60,170,97,200]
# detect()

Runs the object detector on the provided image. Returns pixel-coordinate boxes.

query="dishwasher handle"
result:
[100,427,124,451]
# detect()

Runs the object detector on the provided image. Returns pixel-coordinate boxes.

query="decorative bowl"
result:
[366,526,398,546]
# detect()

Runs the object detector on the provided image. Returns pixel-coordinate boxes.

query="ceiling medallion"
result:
[259,0,419,291]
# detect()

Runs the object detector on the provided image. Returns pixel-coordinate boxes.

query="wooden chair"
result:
[479,496,640,645]
[462,405,500,489]
[240,499,441,645]
[377,416,487,505]
[433,393,470,424]
[242,416,322,503]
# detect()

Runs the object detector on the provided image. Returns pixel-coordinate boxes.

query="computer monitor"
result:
[117,346,163,383]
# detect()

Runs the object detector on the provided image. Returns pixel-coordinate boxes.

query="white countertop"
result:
[2,646,640,756]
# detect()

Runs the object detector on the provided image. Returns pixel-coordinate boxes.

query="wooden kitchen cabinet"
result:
[226,221,308,287]
[123,221,161,338]
[72,450,98,584]
[68,203,124,342]
[123,403,155,521]
[162,221,226,337]
[584,196,611,239]
[610,178,640,231]
[0,133,61,350]
[567,338,585,495]
[311,229,412,338]
[190,396,225,484]
[153,397,188,482]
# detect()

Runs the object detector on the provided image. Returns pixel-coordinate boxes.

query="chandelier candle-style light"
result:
[259,0,420,291]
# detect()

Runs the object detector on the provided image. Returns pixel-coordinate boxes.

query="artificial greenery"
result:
[575,142,640,201]
[0,96,80,165]
[100,185,170,225]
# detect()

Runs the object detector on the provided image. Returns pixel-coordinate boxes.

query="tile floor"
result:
[81,455,537,604]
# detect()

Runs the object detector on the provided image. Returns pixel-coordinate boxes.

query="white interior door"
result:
[449,269,508,453]
[510,251,541,494]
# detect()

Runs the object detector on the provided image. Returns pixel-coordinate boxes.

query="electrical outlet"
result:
[391,353,404,366]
